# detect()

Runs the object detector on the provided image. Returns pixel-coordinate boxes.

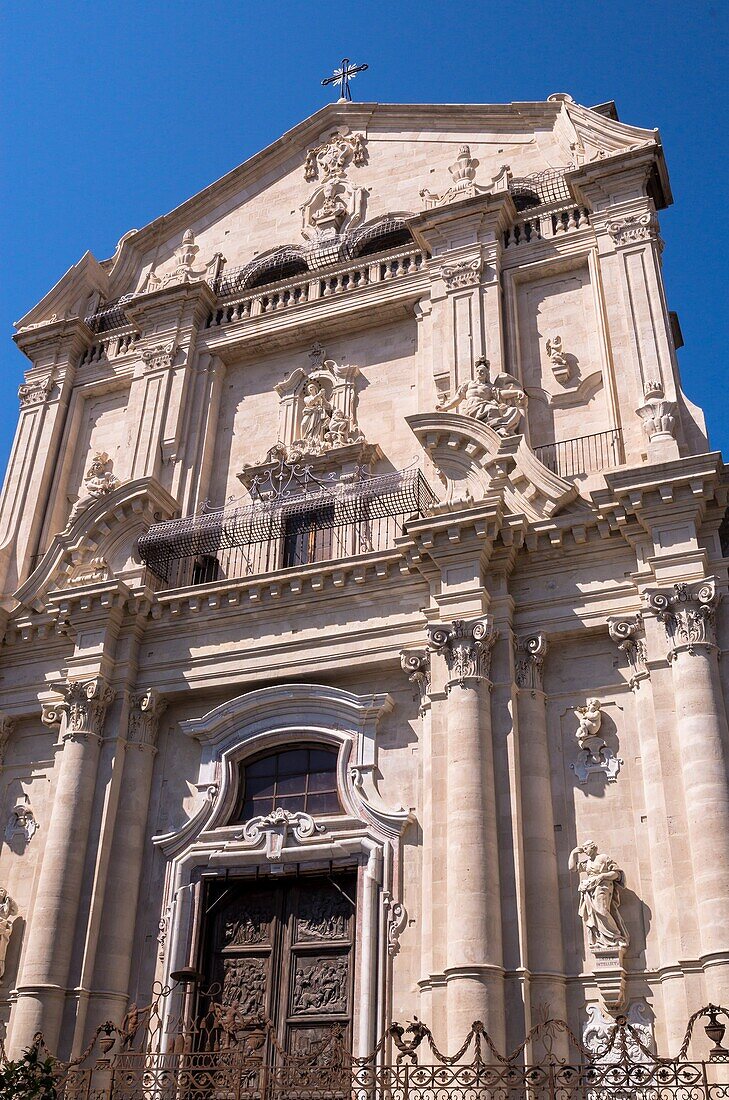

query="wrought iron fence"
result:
[534,428,624,480]
[3,986,727,1100]
[138,461,437,589]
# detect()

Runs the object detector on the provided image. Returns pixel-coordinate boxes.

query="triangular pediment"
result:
[21,98,666,320]
[15,251,109,331]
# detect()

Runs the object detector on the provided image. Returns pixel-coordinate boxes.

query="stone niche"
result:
[512,263,609,449]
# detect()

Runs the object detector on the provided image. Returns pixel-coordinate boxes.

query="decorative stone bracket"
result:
[383,890,408,957]
[608,614,648,688]
[236,808,325,862]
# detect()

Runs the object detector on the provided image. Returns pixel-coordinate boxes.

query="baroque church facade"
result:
[0,94,727,1064]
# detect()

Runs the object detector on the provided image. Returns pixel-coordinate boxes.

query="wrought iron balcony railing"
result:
[534,427,624,479]
[138,461,437,590]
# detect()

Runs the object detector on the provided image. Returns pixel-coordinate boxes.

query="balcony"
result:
[534,427,624,479]
[138,462,437,592]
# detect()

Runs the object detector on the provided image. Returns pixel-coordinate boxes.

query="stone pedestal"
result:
[428,618,504,1049]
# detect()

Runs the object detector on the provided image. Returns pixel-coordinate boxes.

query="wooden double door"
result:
[202,871,357,1054]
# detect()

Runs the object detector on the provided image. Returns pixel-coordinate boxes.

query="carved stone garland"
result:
[427,617,498,691]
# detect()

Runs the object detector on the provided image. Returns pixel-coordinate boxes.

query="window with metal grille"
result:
[191,554,220,585]
[234,747,341,821]
[281,504,335,568]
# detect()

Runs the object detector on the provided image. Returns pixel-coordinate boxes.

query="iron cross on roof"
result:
[321,58,368,102]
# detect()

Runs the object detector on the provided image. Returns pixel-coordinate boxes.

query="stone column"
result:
[400,652,434,1021]
[514,633,568,1029]
[427,618,504,1049]
[85,689,166,1036]
[647,579,729,1003]
[10,677,113,1056]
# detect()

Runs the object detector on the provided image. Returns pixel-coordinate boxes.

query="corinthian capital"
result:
[400,651,431,715]
[647,578,719,658]
[44,676,115,740]
[514,632,547,692]
[128,688,167,748]
[427,617,497,690]
[607,614,648,687]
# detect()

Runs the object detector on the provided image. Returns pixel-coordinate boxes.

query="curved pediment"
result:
[14,477,179,612]
[407,412,577,522]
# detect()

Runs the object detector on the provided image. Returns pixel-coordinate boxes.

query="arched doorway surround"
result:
[153,684,412,1055]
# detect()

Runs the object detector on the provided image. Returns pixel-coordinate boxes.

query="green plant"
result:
[0,1044,58,1099]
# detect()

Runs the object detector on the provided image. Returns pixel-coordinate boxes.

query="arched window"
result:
[233,746,341,822]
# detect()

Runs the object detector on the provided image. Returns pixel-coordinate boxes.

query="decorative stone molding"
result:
[584,1001,654,1055]
[0,888,18,979]
[128,688,167,748]
[441,257,482,291]
[0,715,16,766]
[427,617,498,690]
[570,699,622,784]
[647,578,719,657]
[436,357,526,436]
[608,614,648,688]
[606,212,663,249]
[236,808,325,862]
[140,229,224,294]
[400,650,430,714]
[304,127,366,181]
[383,890,407,957]
[545,335,572,384]
[157,905,170,961]
[18,374,54,407]
[140,340,178,372]
[67,450,121,526]
[569,841,629,1010]
[42,676,115,740]
[636,381,678,442]
[4,793,38,844]
[514,632,547,693]
[420,145,510,208]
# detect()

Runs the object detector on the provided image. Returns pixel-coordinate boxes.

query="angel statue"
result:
[68,451,121,525]
[437,356,526,435]
[568,841,630,951]
[574,698,603,750]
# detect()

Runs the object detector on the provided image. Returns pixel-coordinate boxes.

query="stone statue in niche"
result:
[546,335,572,384]
[571,699,622,784]
[258,350,367,464]
[568,841,630,951]
[437,357,526,435]
[0,887,18,979]
[68,450,120,525]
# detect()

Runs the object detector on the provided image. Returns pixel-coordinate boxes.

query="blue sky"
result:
[1,0,727,475]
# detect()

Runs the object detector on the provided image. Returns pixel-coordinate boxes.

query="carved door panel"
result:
[203,872,356,1055]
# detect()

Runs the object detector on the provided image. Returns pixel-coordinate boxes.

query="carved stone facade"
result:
[0,95,726,1063]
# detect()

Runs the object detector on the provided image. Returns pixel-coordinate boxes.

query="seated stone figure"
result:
[437,357,526,435]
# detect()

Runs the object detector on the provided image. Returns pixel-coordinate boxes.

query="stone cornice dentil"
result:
[646,578,719,658]
[427,617,498,690]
